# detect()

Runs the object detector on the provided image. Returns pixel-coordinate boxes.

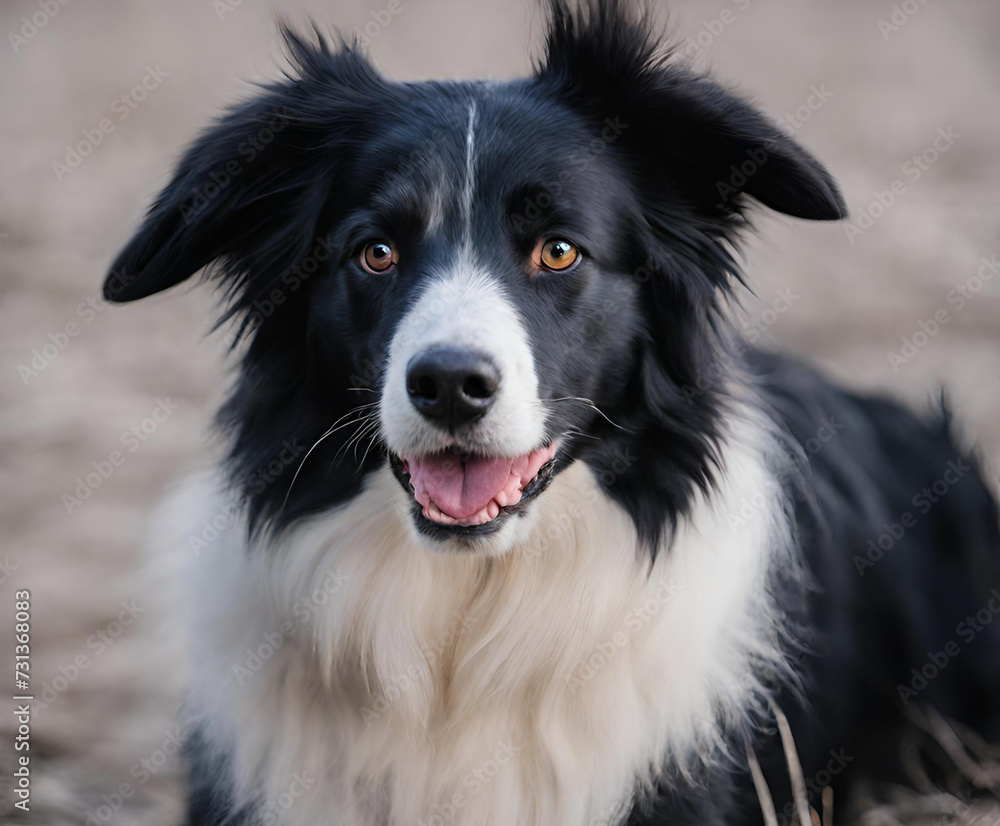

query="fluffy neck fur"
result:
[168,412,794,826]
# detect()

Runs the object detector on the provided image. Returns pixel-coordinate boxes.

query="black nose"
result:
[405,348,500,429]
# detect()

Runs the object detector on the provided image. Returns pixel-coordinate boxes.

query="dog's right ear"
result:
[103,33,382,303]
[538,0,846,223]
[102,97,303,302]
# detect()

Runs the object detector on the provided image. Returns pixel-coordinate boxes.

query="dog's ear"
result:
[103,33,382,303]
[538,0,846,222]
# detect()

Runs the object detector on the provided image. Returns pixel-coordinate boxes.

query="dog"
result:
[103,1,1000,823]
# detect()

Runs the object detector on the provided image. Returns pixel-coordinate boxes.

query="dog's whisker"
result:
[319,408,379,439]
[281,428,340,512]
[562,428,599,443]
[544,396,632,432]
[350,420,381,463]
[319,403,379,435]
[333,414,379,465]
[281,405,377,511]
[334,423,371,464]
[357,428,384,470]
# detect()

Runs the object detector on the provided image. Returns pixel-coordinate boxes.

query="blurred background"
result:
[0,1,997,823]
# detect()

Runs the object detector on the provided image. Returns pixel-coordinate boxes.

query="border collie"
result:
[103,2,1000,823]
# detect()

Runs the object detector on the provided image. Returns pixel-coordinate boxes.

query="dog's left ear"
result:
[103,95,325,303]
[103,33,383,303]
[538,0,847,222]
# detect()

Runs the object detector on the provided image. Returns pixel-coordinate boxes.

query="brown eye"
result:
[534,239,580,273]
[361,241,398,274]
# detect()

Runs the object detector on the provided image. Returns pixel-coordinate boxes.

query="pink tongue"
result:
[408,452,514,520]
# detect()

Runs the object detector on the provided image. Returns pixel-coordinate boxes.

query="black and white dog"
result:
[104,2,1000,823]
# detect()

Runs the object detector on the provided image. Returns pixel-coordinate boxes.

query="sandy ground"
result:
[0,1,997,823]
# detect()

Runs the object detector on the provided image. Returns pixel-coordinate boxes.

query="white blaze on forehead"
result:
[380,263,545,459]
[462,100,477,250]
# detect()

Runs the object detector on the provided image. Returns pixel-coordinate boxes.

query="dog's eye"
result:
[360,241,398,274]
[533,239,580,273]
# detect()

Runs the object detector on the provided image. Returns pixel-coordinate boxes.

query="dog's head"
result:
[105,0,844,554]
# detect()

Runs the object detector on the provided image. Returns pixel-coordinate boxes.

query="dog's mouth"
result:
[390,441,557,534]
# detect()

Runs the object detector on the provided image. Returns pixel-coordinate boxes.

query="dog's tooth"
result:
[428,499,497,527]
[500,475,521,504]
[456,508,484,527]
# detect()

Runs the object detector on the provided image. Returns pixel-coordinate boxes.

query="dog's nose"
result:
[405,348,499,428]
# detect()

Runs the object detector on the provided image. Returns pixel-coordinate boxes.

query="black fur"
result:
[104,2,1000,823]
[629,356,1000,824]
[104,2,846,549]
[184,726,253,826]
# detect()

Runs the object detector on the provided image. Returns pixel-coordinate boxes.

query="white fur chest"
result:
[167,432,788,826]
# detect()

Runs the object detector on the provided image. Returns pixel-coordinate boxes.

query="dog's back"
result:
[755,355,999,824]
[628,355,1000,825]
